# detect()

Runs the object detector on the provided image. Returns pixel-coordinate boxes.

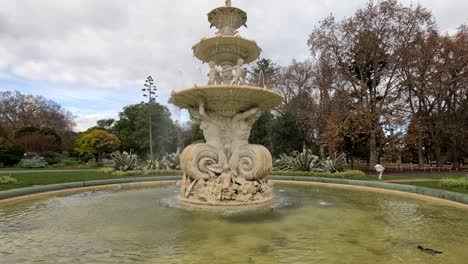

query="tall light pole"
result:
[142,76,158,158]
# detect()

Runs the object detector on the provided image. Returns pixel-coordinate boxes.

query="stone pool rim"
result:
[0,175,467,209]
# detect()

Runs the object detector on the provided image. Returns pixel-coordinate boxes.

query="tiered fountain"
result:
[170,0,283,207]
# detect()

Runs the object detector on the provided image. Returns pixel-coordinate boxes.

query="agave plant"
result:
[142,150,181,171]
[160,151,181,170]
[275,153,295,171]
[290,149,322,172]
[275,149,322,172]
[111,150,138,171]
[143,157,161,171]
[323,153,346,173]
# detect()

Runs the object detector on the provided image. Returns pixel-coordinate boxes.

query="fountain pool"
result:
[1,182,467,264]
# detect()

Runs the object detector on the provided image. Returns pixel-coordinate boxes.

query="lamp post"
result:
[142,76,158,158]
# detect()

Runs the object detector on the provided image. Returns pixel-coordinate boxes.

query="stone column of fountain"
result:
[170,0,283,207]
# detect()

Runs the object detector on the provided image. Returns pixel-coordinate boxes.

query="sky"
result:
[0,0,467,132]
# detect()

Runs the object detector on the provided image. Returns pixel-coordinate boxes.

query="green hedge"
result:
[98,169,365,179]
[439,177,468,189]
[270,170,365,178]
[98,169,182,177]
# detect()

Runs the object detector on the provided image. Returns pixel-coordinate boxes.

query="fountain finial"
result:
[225,0,231,7]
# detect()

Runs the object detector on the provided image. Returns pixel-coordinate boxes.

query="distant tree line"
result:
[1,0,466,170]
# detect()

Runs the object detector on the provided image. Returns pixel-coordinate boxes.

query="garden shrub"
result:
[0,175,17,184]
[86,160,104,168]
[0,145,24,167]
[60,158,81,166]
[42,151,65,165]
[439,178,468,189]
[270,170,365,178]
[110,170,182,177]
[18,156,48,168]
[97,168,114,174]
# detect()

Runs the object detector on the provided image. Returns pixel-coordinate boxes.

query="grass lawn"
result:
[397,181,468,195]
[0,171,162,191]
[0,167,99,172]
[1,171,467,196]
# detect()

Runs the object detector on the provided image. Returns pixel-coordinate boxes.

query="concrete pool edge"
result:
[270,176,468,209]
[0,176,181,203]
[0,175,468,209]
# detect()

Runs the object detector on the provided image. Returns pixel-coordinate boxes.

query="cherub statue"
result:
[225,0,232,7]
[207,61,222,85]
[217,164,234,200]
[223,58,247,85]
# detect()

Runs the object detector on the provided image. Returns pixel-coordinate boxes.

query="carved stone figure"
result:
[229,107,261,169]
[224,58,247,85]
[225,0,231,7]
[189,99,227,152]
[217,164,234,200]
[207,61,222,85]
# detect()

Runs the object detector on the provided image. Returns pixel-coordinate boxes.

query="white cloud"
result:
[74,112,117,132]
[1,0,466,131]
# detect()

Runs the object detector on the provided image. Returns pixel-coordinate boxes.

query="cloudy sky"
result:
[0,0,466,131]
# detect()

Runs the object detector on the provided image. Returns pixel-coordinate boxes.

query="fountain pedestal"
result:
[169,1,283,207]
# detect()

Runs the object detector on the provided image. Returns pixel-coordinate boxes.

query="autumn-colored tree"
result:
[436,26,468,167]
[0,91,76,151]
[276,60,315,112]
[74,128,120,162]
[14,126,62,153]
[399,29,441,167]
[309,0,434,168]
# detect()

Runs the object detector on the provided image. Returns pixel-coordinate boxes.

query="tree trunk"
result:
[434,142,442,167]
[451,137,459,169]
[417,128,424,168]
[369,126,378,169]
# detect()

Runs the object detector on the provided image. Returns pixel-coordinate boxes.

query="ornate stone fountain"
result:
[170,0,283,207]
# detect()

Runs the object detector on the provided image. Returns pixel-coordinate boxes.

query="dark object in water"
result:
[417,245,443,255]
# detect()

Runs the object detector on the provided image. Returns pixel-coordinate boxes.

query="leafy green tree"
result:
[249,112,274,150]
[247,58,280,88]
[269,112,305,157]
[96,119,115,132]
[0,145,24,166]
[74,128,120,162]
[113,102,178,157]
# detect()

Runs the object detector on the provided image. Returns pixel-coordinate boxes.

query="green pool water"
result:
[1,183,467,264]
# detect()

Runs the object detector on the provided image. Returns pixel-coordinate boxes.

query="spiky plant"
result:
[323,153,346,173]
[143,157,161,171]
[159,152,180,170]
[275,149,321,172]
[275,153,295,171]
[290,149,321,172]
[111,150,138,171]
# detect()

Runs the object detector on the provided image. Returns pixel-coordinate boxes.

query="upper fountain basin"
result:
[207,6,248,31]
[169,85,283,116]
[193,36,262,65]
